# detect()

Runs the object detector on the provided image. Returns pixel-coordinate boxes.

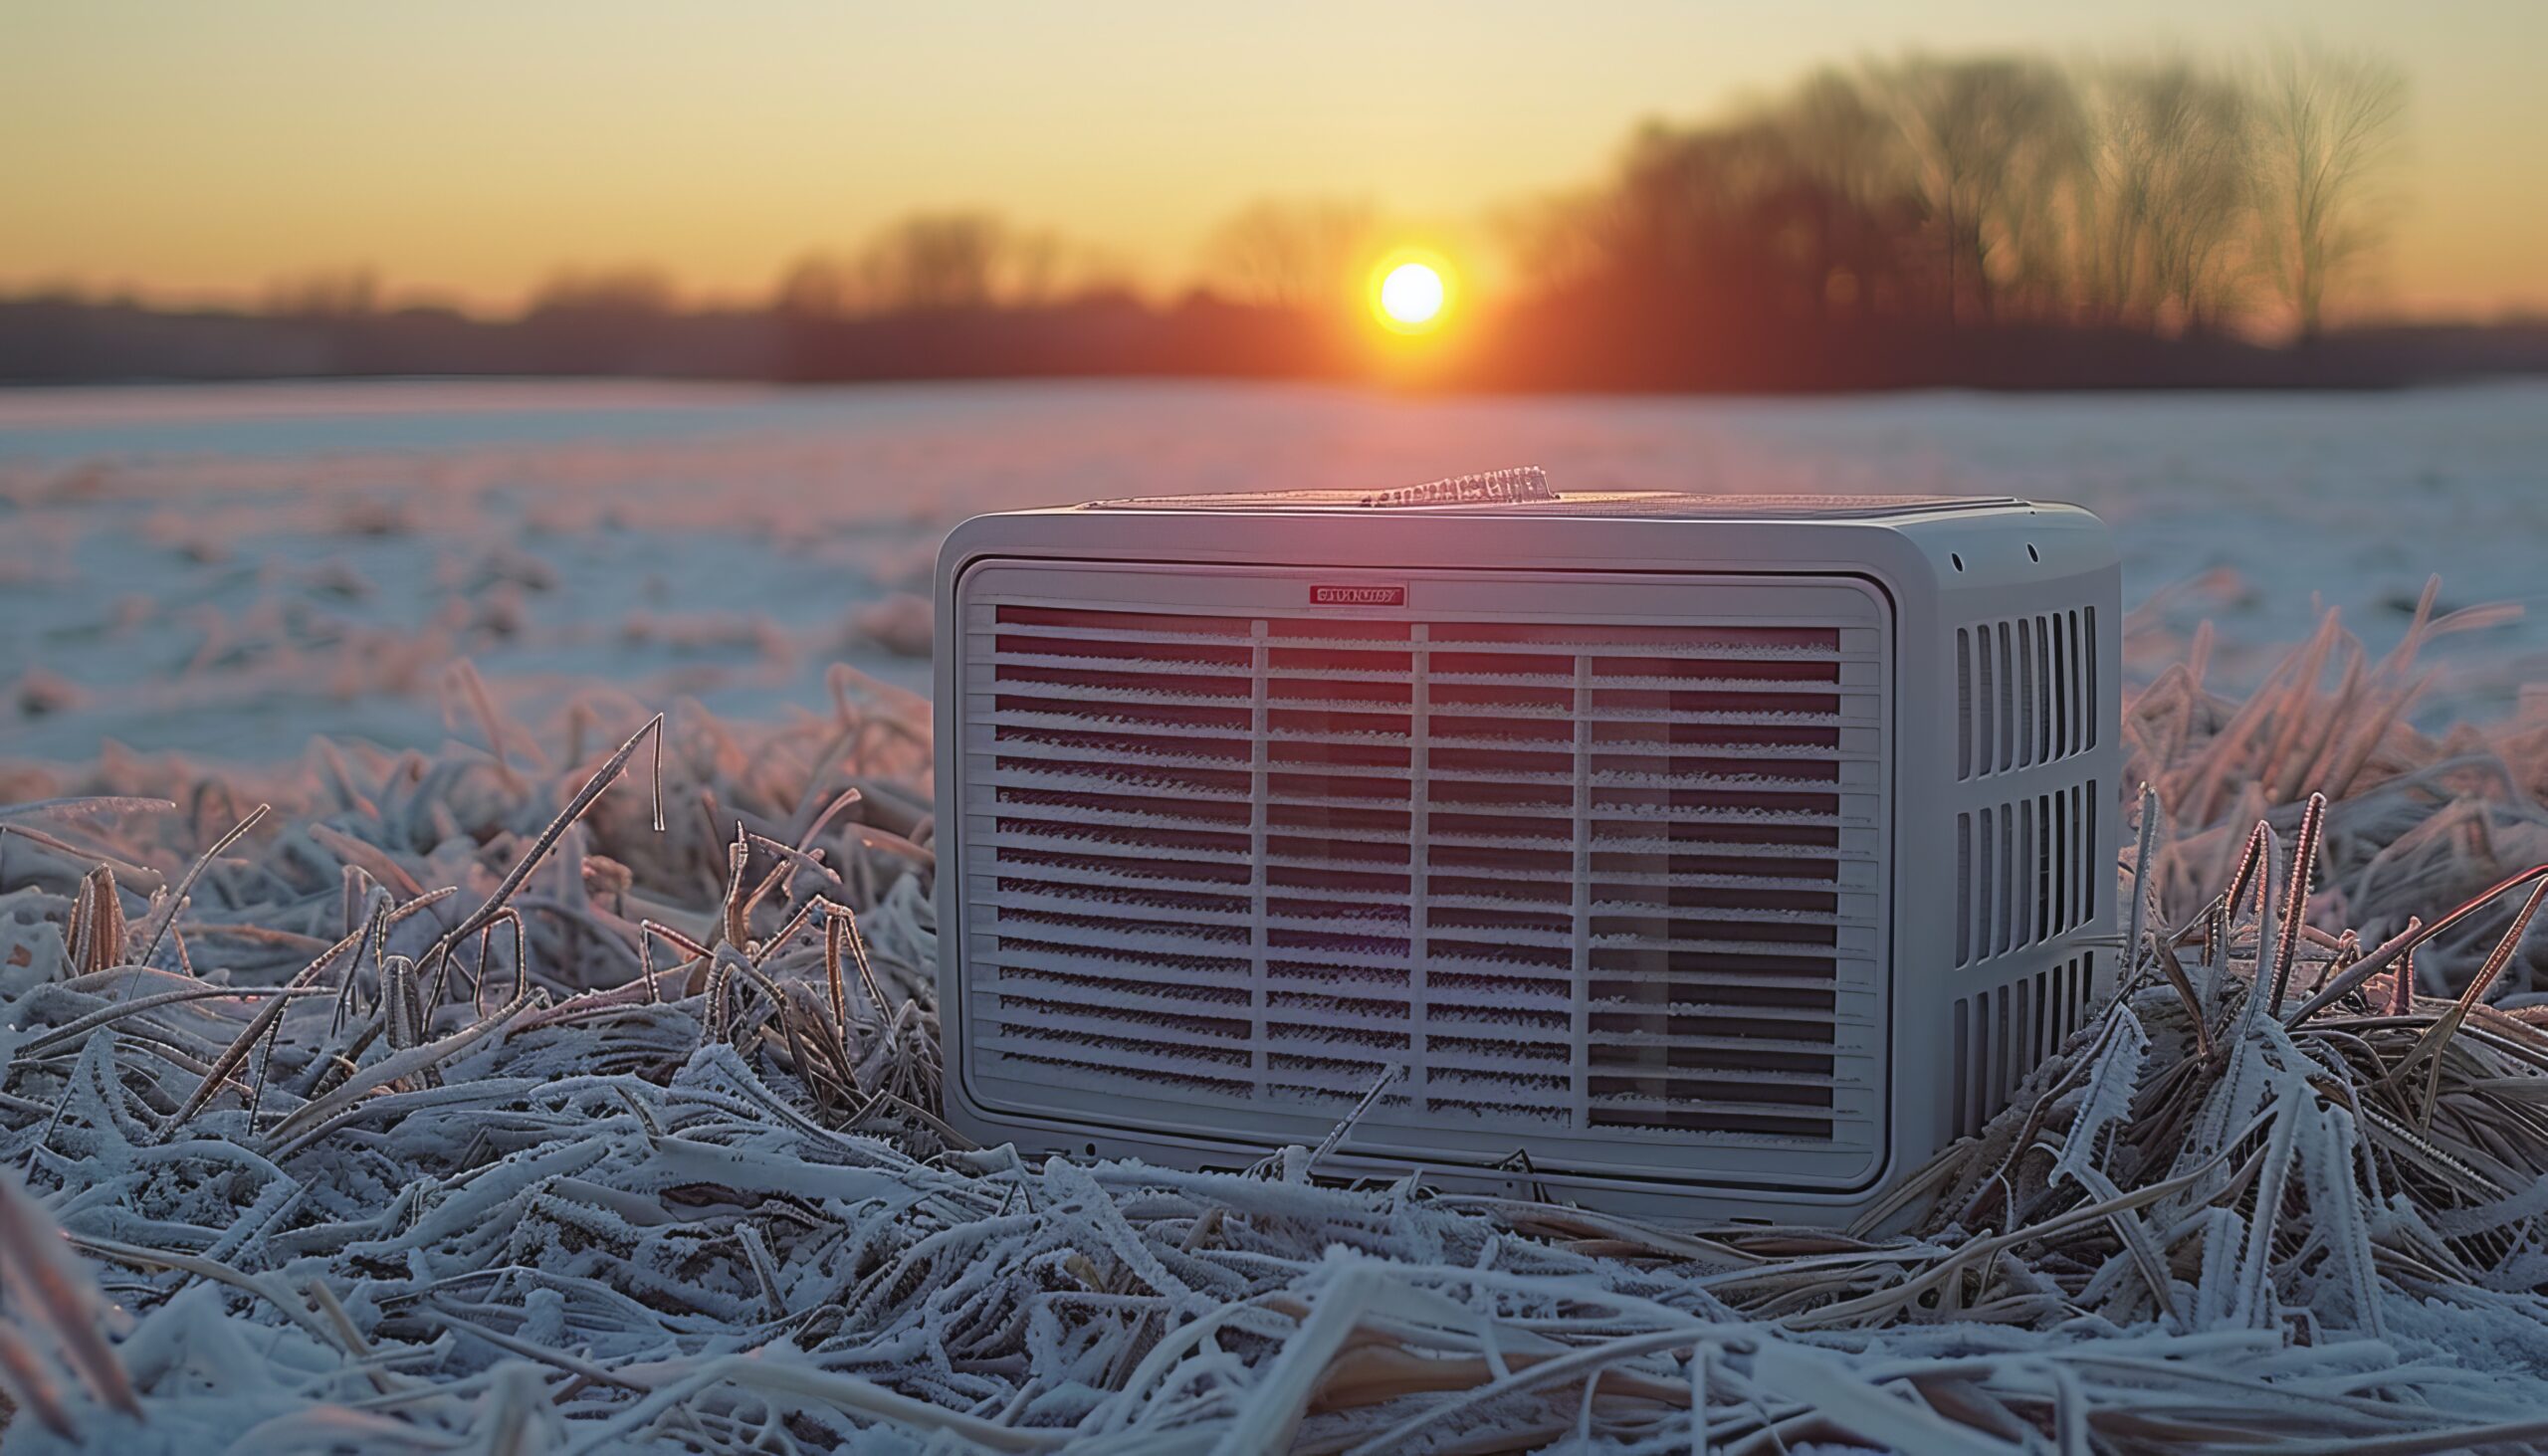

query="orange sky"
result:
[5,1,2542,319]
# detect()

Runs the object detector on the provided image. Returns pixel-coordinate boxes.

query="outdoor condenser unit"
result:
[933,470,2120,1223]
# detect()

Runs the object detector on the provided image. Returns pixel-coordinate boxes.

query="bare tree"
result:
[1775,70,1914,213]
[852,213,1011,312]
[1871,56,2087,324]
[263,268,381,319]
[772,254,856,318]
[1760,70,1929,319]
[776,213,1113,316]
[1201,199,1376,311]
[1496,188,1614,296]
[528,267,676,316]
[2256,46,2404,338]
[2075,58,2257,332]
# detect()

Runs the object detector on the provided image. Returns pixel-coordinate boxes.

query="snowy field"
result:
[4,377,2545,763]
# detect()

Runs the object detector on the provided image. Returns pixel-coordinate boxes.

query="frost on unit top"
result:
[1085,467,2022,520]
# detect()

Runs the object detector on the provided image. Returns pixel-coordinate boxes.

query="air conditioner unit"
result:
[933,470,2120,1223]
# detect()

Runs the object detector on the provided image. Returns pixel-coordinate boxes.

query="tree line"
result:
[1510,47,2404,343]
[10,46,2529,391]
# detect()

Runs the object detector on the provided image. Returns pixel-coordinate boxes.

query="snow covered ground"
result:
[3,377,2545,764]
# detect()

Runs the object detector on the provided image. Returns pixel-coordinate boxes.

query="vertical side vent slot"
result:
[1995,623,2016,773]
[1956,628,1974,780]
[1950,993,1973,1141]
[1955,812,1973,967]
[2017,617,2036,768]
[2078,605,2097,754]
[1952,951,2098,1138]
[1958,606,2098,778]
[1956,779,2098,966]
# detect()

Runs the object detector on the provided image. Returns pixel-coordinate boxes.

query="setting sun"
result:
[1368,251,1454,335]
[1379,263,1443,326]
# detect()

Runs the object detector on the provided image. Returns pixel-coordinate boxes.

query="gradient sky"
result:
[5,0,2542,317]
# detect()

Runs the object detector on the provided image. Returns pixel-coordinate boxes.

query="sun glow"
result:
[1369,251,1453,335]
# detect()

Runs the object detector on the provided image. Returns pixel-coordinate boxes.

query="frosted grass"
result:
[6,600,2548,1452]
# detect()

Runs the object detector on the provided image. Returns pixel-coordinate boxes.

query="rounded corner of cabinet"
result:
[938,1048,1005,1144]
[935,529,987,592]
[1843,536,1936,608]
[1847,1143,1897,1199]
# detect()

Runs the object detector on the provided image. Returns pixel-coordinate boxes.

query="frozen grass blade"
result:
[132,800,269,975]
[418,713,664,999]
[2263,791,2326,1015]
[0,1170,140,1419]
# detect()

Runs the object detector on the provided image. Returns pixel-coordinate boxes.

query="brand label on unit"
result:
[1310,584,1406,606]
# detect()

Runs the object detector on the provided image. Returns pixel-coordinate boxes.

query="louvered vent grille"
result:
[1951,952,2098,1138]
[1957,607,2096,779]
[956,568,1891,1183]
[1955,781,2100,966]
